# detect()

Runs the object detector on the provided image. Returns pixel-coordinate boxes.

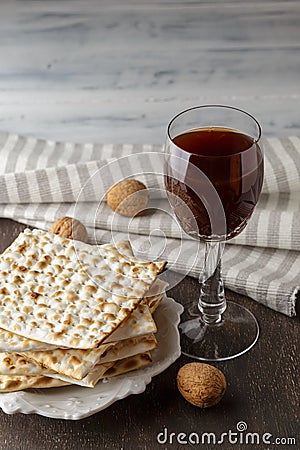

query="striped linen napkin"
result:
[0,132,299,317]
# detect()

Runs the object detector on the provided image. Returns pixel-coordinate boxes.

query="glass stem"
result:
[198,241,226,324]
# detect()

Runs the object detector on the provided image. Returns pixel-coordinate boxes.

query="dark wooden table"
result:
[0,219,298,450]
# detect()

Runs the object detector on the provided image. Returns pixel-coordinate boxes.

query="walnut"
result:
[49,217,88,243]
[177,363,226,408]
[107,179,149,217]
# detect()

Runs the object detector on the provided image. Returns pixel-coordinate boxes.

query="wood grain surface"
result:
[0,219,298,450]
[0,0,300,142]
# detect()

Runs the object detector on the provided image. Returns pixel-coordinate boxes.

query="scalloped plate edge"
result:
[0,296,183,420]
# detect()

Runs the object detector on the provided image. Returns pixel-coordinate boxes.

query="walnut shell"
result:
[107,179,149,217]
[177,363,226,408]
[49,217,88,243]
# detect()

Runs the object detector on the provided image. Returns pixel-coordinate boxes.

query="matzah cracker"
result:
[0,229,166,349]
[0,375,69,392]
[142,278,168,299]
[0,328,60,353]
[144,293,164,314]
[0,352,54,376]
[98,333,157,364]
[48,352,153,388]
[48,361,115,388]
[87,352,152,387]
[104,303,156,343]
[20,342,116,380]
[102,352,152,380]
[17,304,157,381]
[0,350,102,388]
[20,332,157,381]
[114,243,168,300]
[0,299,157,352]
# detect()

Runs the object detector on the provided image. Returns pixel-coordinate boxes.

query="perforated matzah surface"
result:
[0,374,69,392]
[21,332,157,380]
[0,328,60,352]
[0,352,52,376]
[0,292,158,352]
[0,229,166,349]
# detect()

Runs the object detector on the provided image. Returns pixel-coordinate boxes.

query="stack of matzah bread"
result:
[0,228,167,392]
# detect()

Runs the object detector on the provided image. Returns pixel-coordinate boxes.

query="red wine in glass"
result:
[164,105,264,361]
[165,127,264,240]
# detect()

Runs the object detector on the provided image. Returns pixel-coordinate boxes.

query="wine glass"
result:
[164,105,264,361]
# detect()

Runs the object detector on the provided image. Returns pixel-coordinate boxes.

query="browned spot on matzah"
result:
[25,259,33,267]
[13,275,23,284]
[111,282,122,290]
[66,292,78,302]
[51,330,66,339]
[16,242,27,253]
[103,303,119,313]
[6,380,22,389]
[81,318,93,326]
[94,275,104,282]
[53,291,63,298]
[63,315,73,326]
[3,357,12,366]
[70,355,81,365]
[36,261,47,269]
[29,292,41,300]
[103,314,117,322]
[29,270,39,276]
[57,254,67,261]
[54,264,63,274]
[0,287,9,296]
[85,285,97,294]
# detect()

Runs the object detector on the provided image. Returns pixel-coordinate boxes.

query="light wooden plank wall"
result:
[0,1,299,143]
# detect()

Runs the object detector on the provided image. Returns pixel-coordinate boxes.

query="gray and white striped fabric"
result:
[0,132,299,317]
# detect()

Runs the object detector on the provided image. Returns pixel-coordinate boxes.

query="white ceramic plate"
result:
[0,296,183,420]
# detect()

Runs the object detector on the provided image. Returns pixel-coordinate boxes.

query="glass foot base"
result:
[179,301,259,361]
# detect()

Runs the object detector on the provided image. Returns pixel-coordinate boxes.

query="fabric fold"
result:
[0,131,299,317]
